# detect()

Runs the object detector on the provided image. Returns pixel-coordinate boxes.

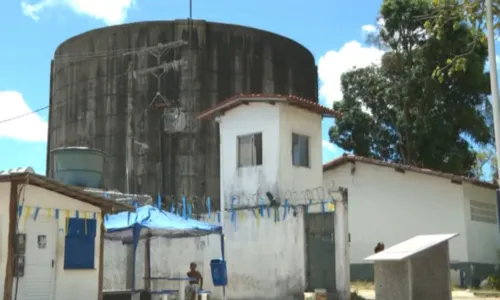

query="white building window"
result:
[292,133,310,167]
[237,132,263,167]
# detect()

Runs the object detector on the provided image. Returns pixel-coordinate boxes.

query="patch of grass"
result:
[351,281,375,290]
[351,291,368,300]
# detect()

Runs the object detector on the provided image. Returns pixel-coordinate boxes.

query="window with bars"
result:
[237,132,263,167]
[292,133,310,167]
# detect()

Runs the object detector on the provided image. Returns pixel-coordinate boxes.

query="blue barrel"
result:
[210,259,227,286]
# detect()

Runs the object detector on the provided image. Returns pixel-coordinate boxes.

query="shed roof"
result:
[197,94,341,120]
[0,172,133,212]
[364,233,459,261]
[323,154,498,190]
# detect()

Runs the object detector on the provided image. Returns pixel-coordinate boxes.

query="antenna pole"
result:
[189,0,192,19]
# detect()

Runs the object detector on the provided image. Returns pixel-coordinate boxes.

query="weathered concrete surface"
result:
[47,20,318,207]
[374,242,452,300]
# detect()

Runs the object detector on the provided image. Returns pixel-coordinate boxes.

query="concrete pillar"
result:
[335,187,350,300]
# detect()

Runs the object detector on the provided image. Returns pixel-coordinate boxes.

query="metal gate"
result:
[305,212,336,291]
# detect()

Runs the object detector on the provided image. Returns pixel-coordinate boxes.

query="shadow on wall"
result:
[103,290,151,300]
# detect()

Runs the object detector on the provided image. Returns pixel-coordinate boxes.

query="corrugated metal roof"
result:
[0,167,35,176]
[364,233,459,261]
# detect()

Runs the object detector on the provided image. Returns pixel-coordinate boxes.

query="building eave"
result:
[323,154,498,190]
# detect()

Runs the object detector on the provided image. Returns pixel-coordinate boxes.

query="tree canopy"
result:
[423,0,499,78]
[329,0,492,175]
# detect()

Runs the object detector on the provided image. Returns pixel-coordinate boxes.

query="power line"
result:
[0,106,49,125]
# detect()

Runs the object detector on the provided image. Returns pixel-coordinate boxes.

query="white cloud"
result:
[322,140,336,152]
[318,40,384,107]
[0,91,47,142]
[361,24,377,35]
[21,0,135,25]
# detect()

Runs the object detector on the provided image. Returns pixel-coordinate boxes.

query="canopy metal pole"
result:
[131,224,140,291]
[217,117,227,300]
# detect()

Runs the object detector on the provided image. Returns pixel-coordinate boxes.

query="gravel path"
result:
[354,289,500,300]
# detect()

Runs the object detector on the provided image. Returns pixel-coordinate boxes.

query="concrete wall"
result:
[47,20,318,206]
[103,209,306,300]
[323,162,469,282]
[0,183,103,300]
[374,242,452,300]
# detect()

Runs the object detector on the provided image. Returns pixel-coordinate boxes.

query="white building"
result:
[0,168,130,300]
[323,155,499,287]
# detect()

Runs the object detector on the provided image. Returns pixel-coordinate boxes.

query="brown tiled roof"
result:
[0,172,134,212]
[323,154,498,190]
[197,94,341,120]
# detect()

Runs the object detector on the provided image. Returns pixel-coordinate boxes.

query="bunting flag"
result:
[17,205,103,232]
[321,200,326,213]
[182,196,187,219]
[231,197,237,230]
[207,197,211,218]
[157,193,162,208]
[254,209,260,227]
[327,201,335,212]
[23,206,32,228]
[283,199,289,221]
[259,199,264,217]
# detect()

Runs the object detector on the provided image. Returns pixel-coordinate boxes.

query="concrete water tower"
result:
[50,147,106,189]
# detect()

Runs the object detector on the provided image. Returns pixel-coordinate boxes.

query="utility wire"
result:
[0,106,49,124]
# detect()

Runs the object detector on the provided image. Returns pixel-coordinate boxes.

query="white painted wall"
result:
[220,102,324,207]
[278,104,324,205]
[462,183,499,264]
[0,183,103,300]
[220,103,280,207]
[144,210,306,300]
[322,162,469,265]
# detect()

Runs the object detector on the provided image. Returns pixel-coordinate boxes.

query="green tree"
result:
[329,0,492,175]
[423,0,500,77]
[471,147,498,179]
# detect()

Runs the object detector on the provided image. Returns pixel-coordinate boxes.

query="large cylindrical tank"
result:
[47,19,318,206]
[51,147,105,188]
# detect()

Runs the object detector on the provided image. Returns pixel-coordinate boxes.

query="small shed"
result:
[364,233,459,300]
[0,171,132,300]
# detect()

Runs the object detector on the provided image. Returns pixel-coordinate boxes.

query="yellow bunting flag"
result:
[23,206,32,228]
[239,211,244,222]
[328,203,335,212]
[83,212,88,235]
[65,210,71,233]
[47,208,52,219]
[255,209,260,227]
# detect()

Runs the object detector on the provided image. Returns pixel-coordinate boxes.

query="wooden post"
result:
[97,216,105,300]
[4,181,19,300]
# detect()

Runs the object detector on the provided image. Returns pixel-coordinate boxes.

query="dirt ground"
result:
[351,282,500,300]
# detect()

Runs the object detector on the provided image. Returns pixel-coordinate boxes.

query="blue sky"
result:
[0,0,493,175]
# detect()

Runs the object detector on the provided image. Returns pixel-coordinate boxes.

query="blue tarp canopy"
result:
[104,205,222,241]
